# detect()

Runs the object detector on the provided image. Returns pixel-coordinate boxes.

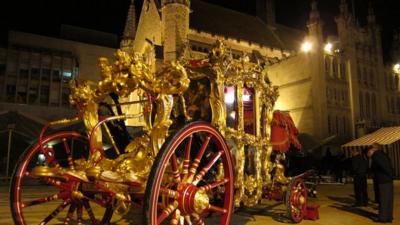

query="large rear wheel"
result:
[10,132,114,225]
[285,177,307,223]
[144,122,234,225]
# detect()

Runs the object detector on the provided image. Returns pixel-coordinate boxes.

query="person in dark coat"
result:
[351,148,369,207]
[367,143,394,223]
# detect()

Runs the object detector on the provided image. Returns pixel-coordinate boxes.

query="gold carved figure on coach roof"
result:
[67,49,191,192]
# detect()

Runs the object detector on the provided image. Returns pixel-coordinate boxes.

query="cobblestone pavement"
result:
[1,181,399,225]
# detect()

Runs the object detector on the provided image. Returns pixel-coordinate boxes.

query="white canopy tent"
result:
[342,127,400,179]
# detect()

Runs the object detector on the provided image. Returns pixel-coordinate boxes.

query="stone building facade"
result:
[0,30,116,123]
[0,28,117,176]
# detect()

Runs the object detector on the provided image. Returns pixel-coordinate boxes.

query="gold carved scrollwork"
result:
[205,41,280,207]
[66,48,190,203]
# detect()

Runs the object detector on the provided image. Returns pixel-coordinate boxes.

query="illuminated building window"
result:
[40,85,49,105]
[63,70,72,79]
[342,116,346,134]
[324,56,331,76]
[19,68,29,79]
[16,85,27,103]
[357,66,362,83]
[31,68,40,80]
[333,88,338,101]
[363,68,368,85]
[328,115,332,134]
[326,87,330,99]
[392,97,396,114]
[397,97,400,115]
[335,116,339,134]
[41,69,51,81]
[62,87,70,106]
[372,94,377,116]
[52,70,61,81]
[332,58,338,78]
[0,64,6,76]
[386,97,390,113]
[340,62,346,80]
[341,89,345,103]
[28,86,38,104]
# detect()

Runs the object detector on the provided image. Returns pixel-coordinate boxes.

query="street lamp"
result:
[393,63,400,74]
[324,42,333,54]
[301,41,312,53]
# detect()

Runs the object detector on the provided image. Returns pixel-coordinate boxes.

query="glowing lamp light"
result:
[224,92,235,104]
[324,42,333,54]
[229,111,236,119]
[393,63,400,74]
[301,41,312,53]
[242,94,251,102]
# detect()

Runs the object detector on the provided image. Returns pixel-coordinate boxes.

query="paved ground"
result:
[1,181,399,225]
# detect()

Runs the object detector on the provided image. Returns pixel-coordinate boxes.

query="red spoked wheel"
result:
[144,122,234,225]
[10,132,114,225]
[285,177,307,223]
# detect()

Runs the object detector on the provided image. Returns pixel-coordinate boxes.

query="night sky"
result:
[1,0,399,61]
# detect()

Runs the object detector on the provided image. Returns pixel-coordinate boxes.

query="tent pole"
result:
[6,128,12,178]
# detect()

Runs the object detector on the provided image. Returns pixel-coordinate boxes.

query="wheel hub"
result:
[292,191,304,206]
[177,183,209,214]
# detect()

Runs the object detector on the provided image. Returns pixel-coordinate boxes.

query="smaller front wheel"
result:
[144,122,234,225]
[285,178,307,223]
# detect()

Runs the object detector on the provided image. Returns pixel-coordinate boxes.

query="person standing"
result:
[368,143,394,223]
[351,148,369,206]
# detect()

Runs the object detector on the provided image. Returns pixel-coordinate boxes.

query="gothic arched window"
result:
[328,115,331,134]
[372,94,377,116]
[397,97,400,114]
[325,56,331,76]
[365,92,370,118]
[359,92,364,118]
[340,62,346,80]
[332,58,338,78]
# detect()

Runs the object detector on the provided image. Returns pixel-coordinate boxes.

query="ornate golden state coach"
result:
[10,41,309,225]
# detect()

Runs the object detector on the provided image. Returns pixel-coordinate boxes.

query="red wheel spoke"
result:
[182,135,193,178]
[170,154,181,183]
[170,209,181,225]
[160,187,179,199]
[26,171,66,189]
[191,214,205,225]
[22,192,62,208]
[208,204,227,214]
[39,200,70,225]
[77,205,83,225]
[63,203,77,225]
[146,123,234,225]
[83,201,98,225]
[193,151,223,185]
[187,135,211,182]
[40,177,66,189]
[157,201,178,225]
[200,178,229,191]
[63,138,75,170]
